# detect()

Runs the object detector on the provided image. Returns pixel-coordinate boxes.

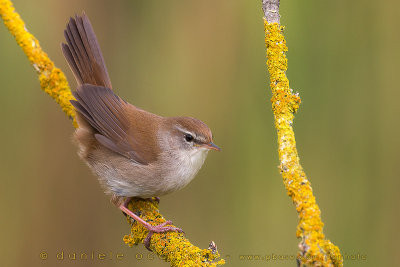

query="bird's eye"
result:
[184,133,194,142]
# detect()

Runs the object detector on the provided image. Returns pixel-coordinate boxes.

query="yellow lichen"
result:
[0,0,77,127]
[264,19,343,267]
[123,199,225,266]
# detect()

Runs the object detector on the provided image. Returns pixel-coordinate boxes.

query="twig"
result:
[0,1,224,265]
[261,0,343,266]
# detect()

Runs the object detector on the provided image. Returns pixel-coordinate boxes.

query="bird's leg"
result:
[119,198,183,250]
[123,197,133,207]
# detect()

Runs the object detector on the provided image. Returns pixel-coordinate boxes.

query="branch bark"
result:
[262,0,280,24]
[261,1,343,266]
[0,0,224,266]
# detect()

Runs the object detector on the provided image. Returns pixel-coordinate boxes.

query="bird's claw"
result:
[143,220,184,250]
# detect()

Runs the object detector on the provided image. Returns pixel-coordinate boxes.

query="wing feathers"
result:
[63,14,154,165]
[70,100,99,130]
[75,85,126,140]
[72,84,147,165]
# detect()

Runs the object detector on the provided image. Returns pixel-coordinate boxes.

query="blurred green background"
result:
[1,0,399,266]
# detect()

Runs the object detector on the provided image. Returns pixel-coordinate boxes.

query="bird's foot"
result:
[119,204,184,251]
[143,220,184,250]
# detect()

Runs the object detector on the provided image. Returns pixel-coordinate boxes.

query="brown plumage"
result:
[63,14,162,165]
[62,13,220,249]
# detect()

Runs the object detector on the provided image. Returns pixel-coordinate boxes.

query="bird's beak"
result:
[201,142,221,151]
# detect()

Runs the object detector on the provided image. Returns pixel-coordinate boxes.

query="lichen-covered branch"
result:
[124,199,224,266]
[262,1,343,266]
[0,0,76,127]
[0,1,224,265]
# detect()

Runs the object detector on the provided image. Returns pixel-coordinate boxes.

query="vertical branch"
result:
[262,1,343,266]
[262,0,280,24]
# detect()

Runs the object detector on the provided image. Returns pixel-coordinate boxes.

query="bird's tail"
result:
[61,13,112,89]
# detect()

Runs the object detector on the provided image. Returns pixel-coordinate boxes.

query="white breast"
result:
[161,147,209,194]
[87,145,210,198]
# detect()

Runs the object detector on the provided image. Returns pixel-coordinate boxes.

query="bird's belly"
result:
[88,148,209,198]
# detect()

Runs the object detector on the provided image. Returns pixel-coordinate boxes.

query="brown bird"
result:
[61,13,220,248]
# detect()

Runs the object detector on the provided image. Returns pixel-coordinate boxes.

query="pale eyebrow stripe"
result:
[173,125,209,143]
[174,125,194,136]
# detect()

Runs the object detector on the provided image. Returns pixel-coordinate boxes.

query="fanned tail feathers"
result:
[61,13,112,89]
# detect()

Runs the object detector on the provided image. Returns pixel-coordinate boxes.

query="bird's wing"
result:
[61,13,112,89]
[71,84,152,165]
[63,14,159,164]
